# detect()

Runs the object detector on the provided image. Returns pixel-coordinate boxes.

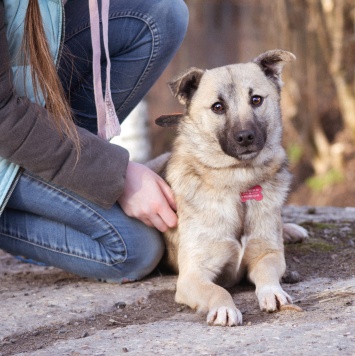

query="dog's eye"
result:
[211,102,225,114]
[251,95,263,107]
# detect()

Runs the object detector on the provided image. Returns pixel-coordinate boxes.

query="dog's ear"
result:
[155,113,184,127]
[168,67,205,105]
[253,50,296,88]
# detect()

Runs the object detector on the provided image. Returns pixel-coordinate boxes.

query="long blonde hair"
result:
[22,0,80,153]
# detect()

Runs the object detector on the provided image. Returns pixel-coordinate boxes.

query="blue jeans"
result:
[59,0,189,132]
[0,0,188,282]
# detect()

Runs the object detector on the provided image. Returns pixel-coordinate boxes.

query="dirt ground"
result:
[0,206,354,355]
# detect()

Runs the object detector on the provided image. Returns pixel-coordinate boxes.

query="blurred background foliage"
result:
[144,0,355,207]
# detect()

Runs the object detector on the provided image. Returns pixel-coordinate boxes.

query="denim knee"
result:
[154,0,189,51]
[119,229,165,283]
[100,226,165,284]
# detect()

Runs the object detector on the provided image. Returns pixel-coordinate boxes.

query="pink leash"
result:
[89,0,121,140]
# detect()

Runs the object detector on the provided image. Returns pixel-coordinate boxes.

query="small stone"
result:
[81,331,89,338]
[307,207,316,214]
[115,301,126,309]
[122,347,129,353]
[292,256,300,263]
[282,271,301,284]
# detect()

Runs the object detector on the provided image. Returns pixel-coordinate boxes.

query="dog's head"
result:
[156,50,295,163]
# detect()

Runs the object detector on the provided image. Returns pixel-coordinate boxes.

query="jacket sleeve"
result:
[0,3,129,209]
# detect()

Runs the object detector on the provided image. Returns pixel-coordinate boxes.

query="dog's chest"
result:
[169,157,288,237]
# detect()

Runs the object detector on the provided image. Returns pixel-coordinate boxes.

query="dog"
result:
[148,50,307,326]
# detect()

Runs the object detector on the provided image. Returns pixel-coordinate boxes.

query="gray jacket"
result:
[0,0,129,213]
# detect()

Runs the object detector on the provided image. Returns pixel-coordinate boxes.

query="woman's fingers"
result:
[117,162,178,232]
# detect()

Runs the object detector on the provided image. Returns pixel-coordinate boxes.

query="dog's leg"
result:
[175,271,243,326]
[249,250,292,312]
[245,239,292,312]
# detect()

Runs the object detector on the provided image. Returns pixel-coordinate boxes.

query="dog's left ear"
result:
[253,49,296,88]
[155,113,184,127]
[168,67,205,106]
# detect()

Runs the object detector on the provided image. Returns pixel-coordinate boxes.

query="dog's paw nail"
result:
[258,286,292,312]
[207,307,242,327]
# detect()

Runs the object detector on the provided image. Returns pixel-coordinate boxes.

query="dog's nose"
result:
[236,130,255,147]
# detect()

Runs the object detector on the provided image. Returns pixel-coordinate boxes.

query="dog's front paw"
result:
[257,286,292,312]
[283,223,308,244]
[207,306,243,327]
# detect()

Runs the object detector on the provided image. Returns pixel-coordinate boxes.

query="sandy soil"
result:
[0,206,354,355]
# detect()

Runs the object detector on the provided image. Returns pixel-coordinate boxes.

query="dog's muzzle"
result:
[218,127,266,161]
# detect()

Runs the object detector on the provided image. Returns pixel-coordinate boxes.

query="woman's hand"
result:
[117,161,177,232]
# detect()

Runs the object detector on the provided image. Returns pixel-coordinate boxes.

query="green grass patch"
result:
[286,237,335,253]
[306,169,344,192]
[300,222,339,230]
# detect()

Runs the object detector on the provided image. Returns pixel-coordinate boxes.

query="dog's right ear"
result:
[168,67,205,105]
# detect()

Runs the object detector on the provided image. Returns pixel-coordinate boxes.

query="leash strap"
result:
[89,0,121,140]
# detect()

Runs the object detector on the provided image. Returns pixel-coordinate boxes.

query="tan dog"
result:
[149,50,307,326]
